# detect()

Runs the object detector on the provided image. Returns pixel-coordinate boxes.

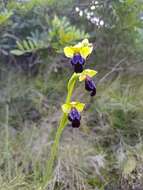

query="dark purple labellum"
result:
[71,54,85,65]
[71,54,85,73]
[85,76,96,96]
[73,64,83,73]
[68,108,81,128]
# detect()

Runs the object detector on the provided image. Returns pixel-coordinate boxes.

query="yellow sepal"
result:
[62,101,85,114]
[64,39,93,59]
[79,69,98,81]
[64,46,74,58]
[80,46,93,59]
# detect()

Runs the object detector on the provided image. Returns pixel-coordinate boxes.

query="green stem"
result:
[41,73,78,189]
[66,73,78,103]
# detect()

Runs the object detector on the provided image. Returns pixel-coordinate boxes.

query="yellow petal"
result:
[74,102,85,112]
[79,69,98,81]
[80,46,93,59]
[79,74,86,82]
[72,43,82,54]
[62,102,85,113]
[62,103,71,113]
[64,46,74,58]
[84,69,98,77]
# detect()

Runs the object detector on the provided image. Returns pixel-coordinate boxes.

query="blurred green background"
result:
[0,0,143,189]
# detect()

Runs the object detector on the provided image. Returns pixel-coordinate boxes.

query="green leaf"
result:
[23,40,30,50]
[28,40,35,49]
[10,50,24,56]
[16,41,25,51]
[0,11,13,25]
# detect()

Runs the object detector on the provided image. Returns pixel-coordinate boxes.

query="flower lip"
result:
[70,54,85,73]
[71,54,85,65]
[85,76,96,96]
[73,63,84,73]
[68,108,81,121]
[68,108,81,128]
[71,120,80,128]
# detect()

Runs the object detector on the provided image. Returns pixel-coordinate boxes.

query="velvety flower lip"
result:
[68,108,81,128]
[85,76,96,96]
[71,54,85,65]
[73,64,83,73]
[71,54,85,73]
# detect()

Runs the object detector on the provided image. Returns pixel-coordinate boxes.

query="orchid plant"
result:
[41,39,98,189]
